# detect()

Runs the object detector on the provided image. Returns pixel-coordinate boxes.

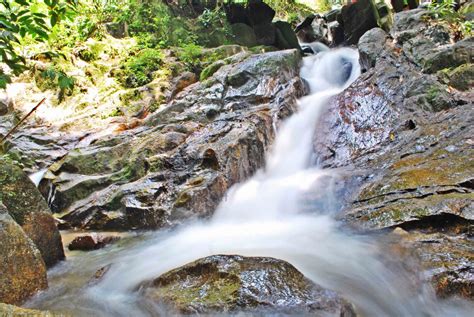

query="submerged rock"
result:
[0,203,47,305]
[141,255,355,315]
[68,234,119,251]
[0,158,64,267]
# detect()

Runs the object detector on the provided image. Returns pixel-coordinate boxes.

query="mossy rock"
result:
[142,255,354,315]
[0,204,47,305]
[445,63,474,91]
[0,303,62,316]
[200,60,226,81]
[0,158,64,267]
[230,23,258,47]
[274,21,301,50]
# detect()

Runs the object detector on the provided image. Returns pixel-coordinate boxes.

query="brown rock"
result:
[0,159,64,267]
[0,204,47,305]
[169,71,197,100]
[68,234,119,251]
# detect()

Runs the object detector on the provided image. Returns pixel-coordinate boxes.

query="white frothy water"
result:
[29,168,48,187]
[29,48,472,316]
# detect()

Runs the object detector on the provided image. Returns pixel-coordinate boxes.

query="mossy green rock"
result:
[0,159,64,267]
[142,255,354,315]
[347,105,474,230]
[444,63,474,91]
[0,204,47,305]
[0,303,61,316]
[274,21,301,50]
[230,23,258,47]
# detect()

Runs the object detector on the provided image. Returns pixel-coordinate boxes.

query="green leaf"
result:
[58,74,74,90]
[33,13,48,18]
[14,0,29,6]
[50,12,58,26]
[0,73,12,89]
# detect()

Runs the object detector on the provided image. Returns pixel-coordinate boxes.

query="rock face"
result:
[0,203,48,305]
[0,159,64,267]
[141,255,354,315]
[44,49,304,230]
[313,10,473,299]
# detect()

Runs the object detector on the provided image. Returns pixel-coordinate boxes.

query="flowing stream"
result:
[27,48,472,316]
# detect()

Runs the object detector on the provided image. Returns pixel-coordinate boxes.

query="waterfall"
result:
[28,168,48,187]
[29,48,472,316]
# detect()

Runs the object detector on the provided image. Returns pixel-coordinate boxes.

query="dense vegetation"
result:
[0,0,471,95]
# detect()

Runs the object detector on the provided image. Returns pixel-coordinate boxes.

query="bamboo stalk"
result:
[0,97,46,145]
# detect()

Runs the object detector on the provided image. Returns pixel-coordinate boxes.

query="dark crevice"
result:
[392,213,473,233]
[458,179,474,190]
[354,183,472,205]
[363,188,468,209]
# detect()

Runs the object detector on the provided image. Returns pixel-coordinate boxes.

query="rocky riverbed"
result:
[0,2,473,316]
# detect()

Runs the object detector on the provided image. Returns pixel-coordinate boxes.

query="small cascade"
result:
[28,169,48,187]
[27,47,473,317]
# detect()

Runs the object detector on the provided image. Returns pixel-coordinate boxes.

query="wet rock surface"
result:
[141,255,355,316]
[68,234,119,251]
[0,203,48,305]
[41,49,304,230]
[0,158,64,267]
[296,0,390,47]
[313,10,473,299]
[0,303,61,316]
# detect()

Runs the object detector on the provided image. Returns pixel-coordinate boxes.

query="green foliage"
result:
[40,66,75,100]
[264,0,314,22]
[117,48,164,88]
[176,43,204,73]
[0,0,77,88]
[316,0,332,13]
[428,0,473,38]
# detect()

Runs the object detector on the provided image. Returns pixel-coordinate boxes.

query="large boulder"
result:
[0,158,64,267]
[0,203,48,305]
[358,28,388,70]
[231,23,258,47]
[42,49,305,230]
[141,255,355,315]
[246,0,275,26]
[253,22,276,46]
[274,21,301,50]
[340,0,379,45]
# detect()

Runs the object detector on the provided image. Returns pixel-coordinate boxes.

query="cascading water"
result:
[28,48,472,316]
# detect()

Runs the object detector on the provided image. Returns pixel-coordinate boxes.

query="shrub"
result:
[176,43,204,73]
[117,48,164,88]
[428,0,473,38]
